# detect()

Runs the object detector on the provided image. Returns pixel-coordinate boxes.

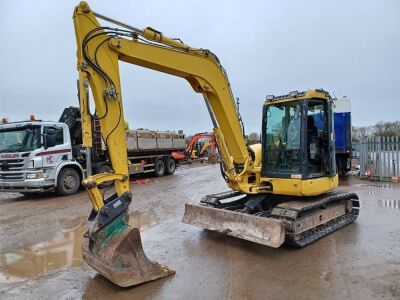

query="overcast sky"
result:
[0,0,399,134]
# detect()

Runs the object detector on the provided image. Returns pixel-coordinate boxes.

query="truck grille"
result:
[0,173,24,181]
[0,159,25,171]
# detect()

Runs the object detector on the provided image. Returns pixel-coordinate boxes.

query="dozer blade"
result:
[183,203,286,248]
[82,213,175,287]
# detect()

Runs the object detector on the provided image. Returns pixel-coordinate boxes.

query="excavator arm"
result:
[73,1,260,287]
[74,2,257,197]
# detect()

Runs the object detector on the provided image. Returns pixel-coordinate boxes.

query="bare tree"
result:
[372,121,400,137]
[352,126,373,141]
[247,132,260,145]
[352,121,400,141]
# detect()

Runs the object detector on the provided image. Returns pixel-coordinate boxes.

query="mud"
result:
[0,165,399,299]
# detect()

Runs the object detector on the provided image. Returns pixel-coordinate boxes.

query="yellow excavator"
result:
[73,2,360,287]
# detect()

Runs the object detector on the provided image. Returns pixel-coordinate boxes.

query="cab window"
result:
[44,126,64,146]
[306,100,328,177]
[264,101,302,176]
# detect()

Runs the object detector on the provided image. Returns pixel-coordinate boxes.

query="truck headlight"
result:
[26,172,44,179]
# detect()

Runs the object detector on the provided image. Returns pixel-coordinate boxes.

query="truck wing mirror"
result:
[44,135,56,149]
[46,128,56,135]
[43,127,57,149]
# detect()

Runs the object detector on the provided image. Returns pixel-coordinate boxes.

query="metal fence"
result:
[359,136,400,181]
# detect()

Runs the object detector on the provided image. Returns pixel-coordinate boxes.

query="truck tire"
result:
[154,159,165,177]
[56,168,81,196]
[96,162,112,174]
[165,158,176,175]
[336,156,347,177]
[96,163,113,189]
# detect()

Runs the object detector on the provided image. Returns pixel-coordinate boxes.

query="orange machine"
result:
[172,133,216,162]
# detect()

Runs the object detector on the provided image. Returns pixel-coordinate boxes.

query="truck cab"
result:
[0,120,83,194]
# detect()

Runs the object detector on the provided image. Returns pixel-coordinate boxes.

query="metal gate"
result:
[359,137,400,181]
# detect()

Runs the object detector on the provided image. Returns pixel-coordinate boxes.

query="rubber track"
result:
[199,191,360,248]
[283,192,360,247]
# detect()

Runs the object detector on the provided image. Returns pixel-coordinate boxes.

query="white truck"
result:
[0,107,185,195]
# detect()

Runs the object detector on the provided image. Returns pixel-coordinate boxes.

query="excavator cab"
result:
[184,89,358,248]
[262,90,337,182]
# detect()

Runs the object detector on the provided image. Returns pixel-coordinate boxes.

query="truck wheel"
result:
[165,158,176,175]
[56,168,80,196]
[337,158,345,177]
[154,159,165,177]
[96,163,113,189]
[96,163,112,174]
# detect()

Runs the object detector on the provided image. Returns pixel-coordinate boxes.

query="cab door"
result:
[305,98,337,178]
[326,100,337,176]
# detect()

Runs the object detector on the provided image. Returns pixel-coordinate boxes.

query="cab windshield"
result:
[0,126,41,152]
[264,101,302,175]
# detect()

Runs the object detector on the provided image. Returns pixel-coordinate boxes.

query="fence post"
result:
[378,136,382,180]
[385,136,391,177]
[396,136,399,178]
[391,136,394,177]
[384,136,387,178]
[360,139,365,176]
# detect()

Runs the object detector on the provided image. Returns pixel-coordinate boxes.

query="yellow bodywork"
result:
[257,176,338,196]
[71,2,349,288]
[199,140,211,156]
[73,2,337,212]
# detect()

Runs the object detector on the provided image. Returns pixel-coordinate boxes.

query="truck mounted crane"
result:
[73,2,360,287]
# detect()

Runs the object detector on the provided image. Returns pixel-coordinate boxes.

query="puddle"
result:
[339,176,400,190]
[0,219,85,284]
[378,199,400,209]
[0,210,160,283]
[364,183,400,190]
[339,176,359,186]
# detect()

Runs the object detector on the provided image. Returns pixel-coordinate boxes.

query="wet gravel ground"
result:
[0,164,399,299]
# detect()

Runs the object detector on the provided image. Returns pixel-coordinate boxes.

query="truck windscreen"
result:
[0,126,41,152]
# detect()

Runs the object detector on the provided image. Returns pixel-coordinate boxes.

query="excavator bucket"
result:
[183,203,286,248]
[82,212,175,287]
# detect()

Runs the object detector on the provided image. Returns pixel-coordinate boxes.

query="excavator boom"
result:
[73,1,259,287]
